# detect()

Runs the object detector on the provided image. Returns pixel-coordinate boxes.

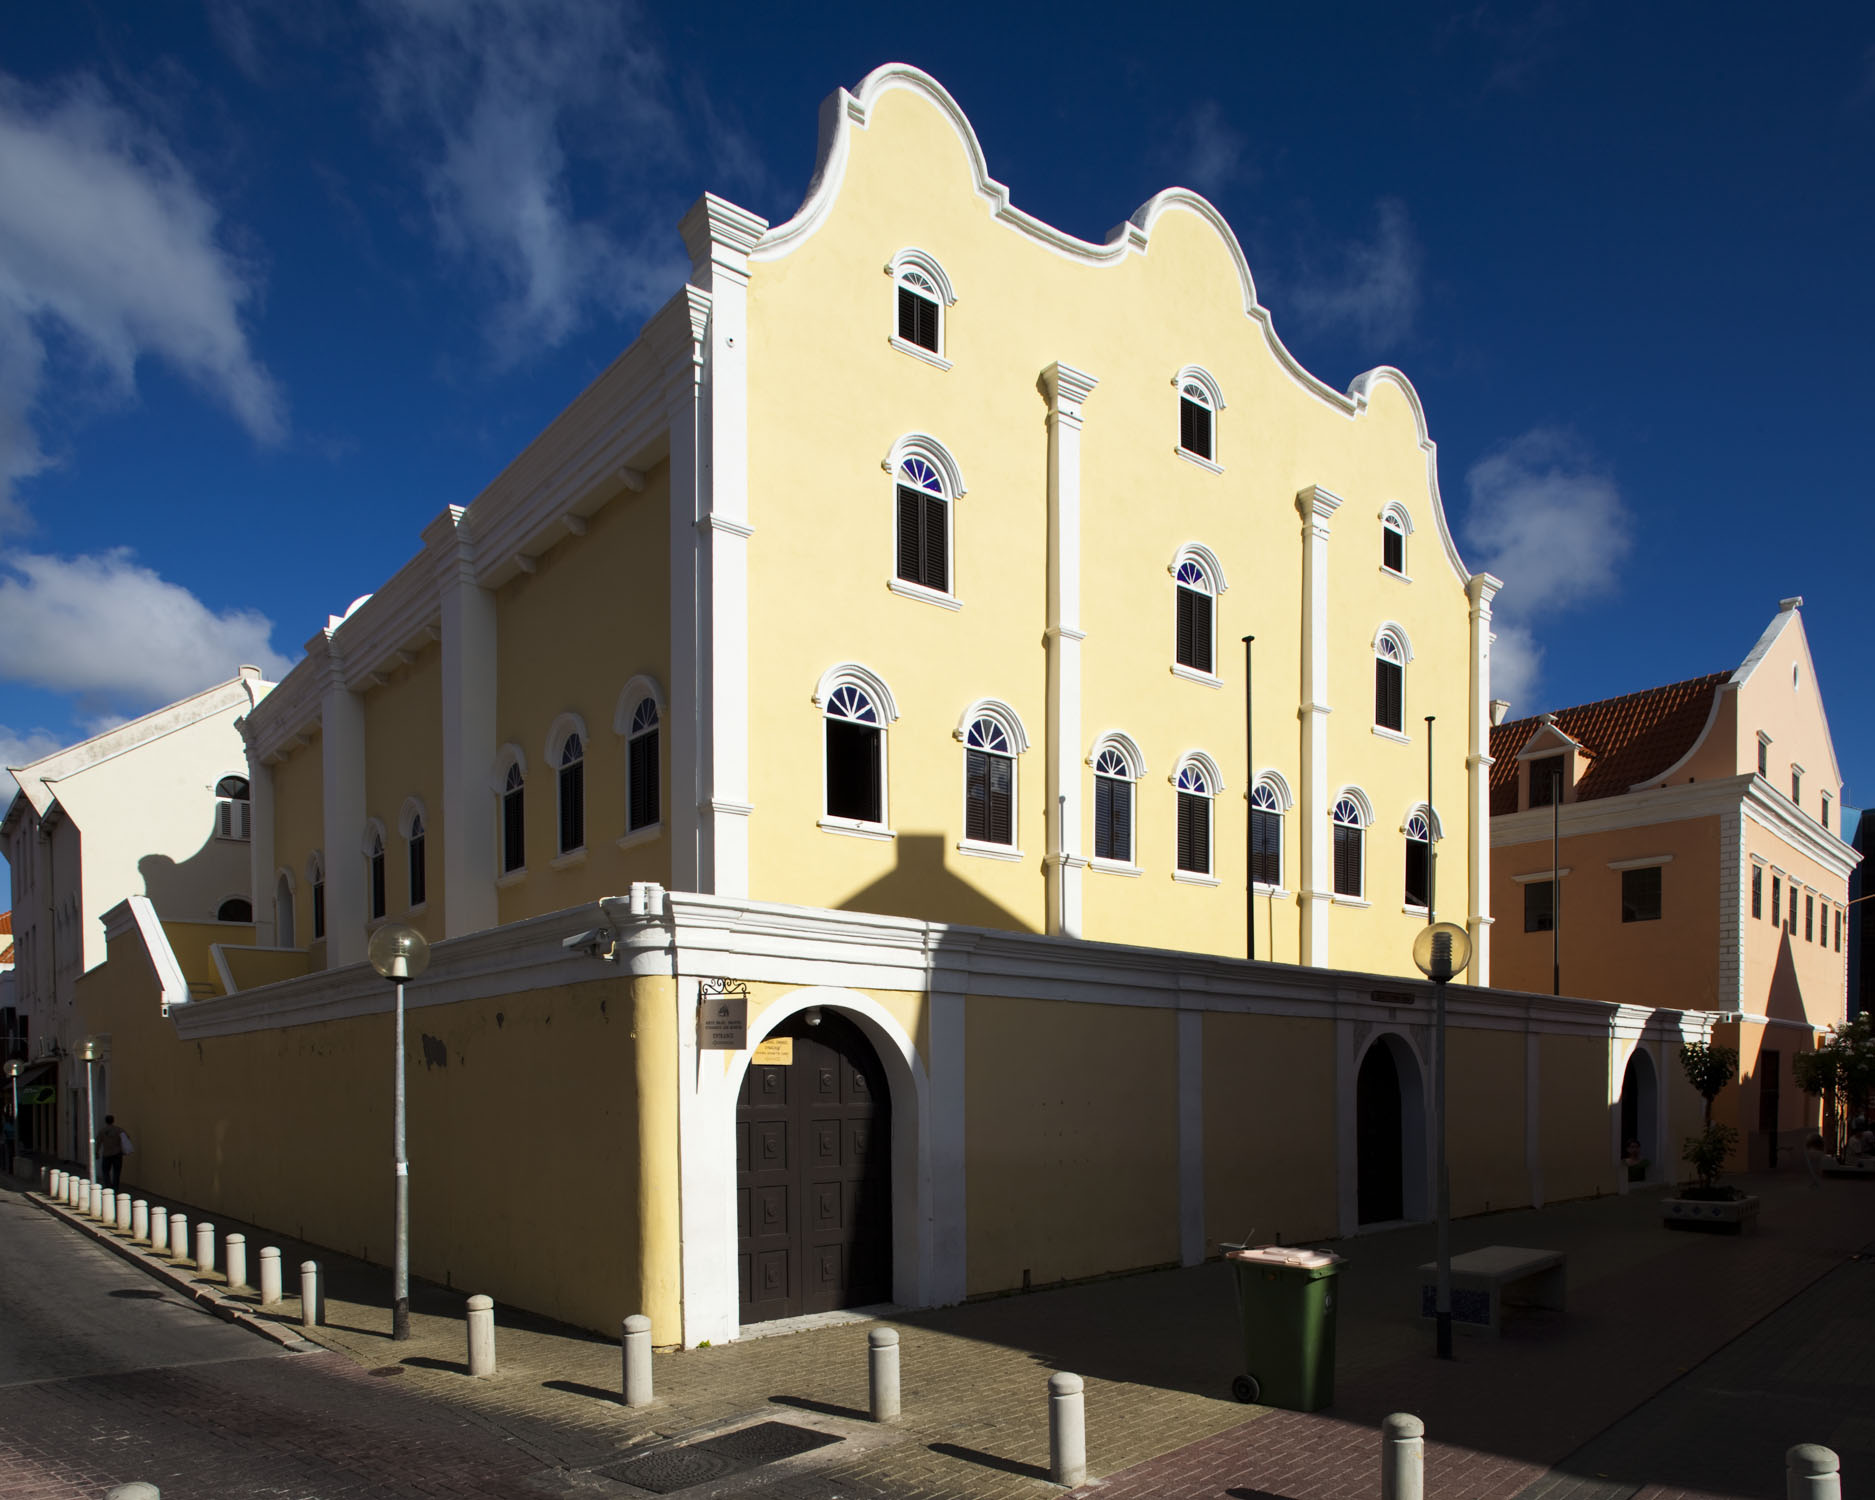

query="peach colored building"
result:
[1490,599,1859,1174]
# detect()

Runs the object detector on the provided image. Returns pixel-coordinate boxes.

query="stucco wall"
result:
[1201,1012,1337,1247]
[1539,1033,1617,1203]
[1446,1025,1527,1215]
[361,642,444,943]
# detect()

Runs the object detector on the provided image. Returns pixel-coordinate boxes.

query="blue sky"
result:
[2,3,1873,895]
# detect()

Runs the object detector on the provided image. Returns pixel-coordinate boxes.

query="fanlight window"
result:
[1250,783,1283,889]
[1093,748,1135,864]
[963,717,1015,847]
[217,897,252,923]
[825,684,884,825]
[558,733,585,855]
[501,763,526,874]
[1404,810,1432,910]
[1375,634,1405,732]
[215,775,251,841]
[1333,798,1365,898]
[896,455,949,594]
[1175,561,1215,675]
[1179,381,1215,461]
[1175,762,1213,876]
[897,267,941,352]
[627,698,660,833]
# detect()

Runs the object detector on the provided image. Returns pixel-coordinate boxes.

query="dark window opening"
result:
[1751,865,1762,919]
[1622,865,1662,924]
[897,286,939,351]
[1806,894,1815,943]
[1094,772,1132,864]
[217,897,252,922]
[1524,880,1555,933]
[558,736,585,855]
[629,731,660,832]
[1375,659,1404,732]
[312,875,325,940]
[1790,885,1799,931]
[1250,804,1281,888]
[1176,586,1213,673]
[1176,791,1211,875]
[1758,738,1768,775]
[826,719,883,824]
[1528,756,1563,808]
[369,839,386,920]
[409,829,426,908]
[1333,819,1363,898]
[1405,835,1430,910]
[1383,524,1405,574]
[502,766,526,874]
[1179,396,1213,460]
[964,749,1014,846]
[895,484,948,593]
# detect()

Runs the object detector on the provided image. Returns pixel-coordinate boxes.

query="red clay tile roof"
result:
[1489,671,1730,816]
[0,911,10,936]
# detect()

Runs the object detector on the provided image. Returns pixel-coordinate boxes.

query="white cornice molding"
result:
[1296,484,1345,526]
[101,896,191,1019]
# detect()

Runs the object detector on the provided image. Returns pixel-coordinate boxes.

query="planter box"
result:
[1662,1194,1759,1234]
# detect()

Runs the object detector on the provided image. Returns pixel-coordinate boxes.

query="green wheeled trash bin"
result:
[1224,1245,1344,1411]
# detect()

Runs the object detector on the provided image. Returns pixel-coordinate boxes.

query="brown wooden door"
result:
[736,1010,891,1325]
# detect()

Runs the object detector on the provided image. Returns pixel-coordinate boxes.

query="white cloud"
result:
[1289,198,1421,346]
[0,74,284,526]
[0,550,293,711]
[1177,100,1254,196]
[1464,427,1632,712]
[0,726,65,801]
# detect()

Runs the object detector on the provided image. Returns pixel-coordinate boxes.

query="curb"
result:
[26,1192,320,1354]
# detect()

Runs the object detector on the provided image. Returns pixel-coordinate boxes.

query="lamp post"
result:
[368,923,431,1340]
[1412,920,1471,1361]
[5,1059,20,1175]
[79,1036,103,1185]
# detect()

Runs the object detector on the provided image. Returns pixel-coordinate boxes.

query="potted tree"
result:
[1794,1015,1875,1170]
[1662,1041,1759,1233]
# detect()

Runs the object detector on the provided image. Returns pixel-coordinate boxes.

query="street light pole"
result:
[1413,922,1471,1363]
[368,924,431,1342]
[80,1037,100,1186]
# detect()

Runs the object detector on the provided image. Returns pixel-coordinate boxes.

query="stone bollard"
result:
[100,1187,115,1222]
[79,1179,91,1214]
[105,1485,161,1500]
[1788,1445,1841,1500]
[132,1199,149,1243]
[195,1221,216,1275]
[1381,1413,1425,1500]
[1049,1372,1087,1487]
[226,1235,248,1291]
[466,1295,496,1377]
[300,1260,321,1328]
[622,1314,653,1407]
[169,1213,189,1262]
[150,1205,168,1250]
[259,1247,282,1306]
[117,1194,133,1233]
[48,1168,61,1197]
[869,1327,901,1422]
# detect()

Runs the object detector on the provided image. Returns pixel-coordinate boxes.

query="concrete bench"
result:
[1418,1246,1565,1337]
[1823,1157,1875,1179]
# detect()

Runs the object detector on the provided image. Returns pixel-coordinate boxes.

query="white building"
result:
[1,668,272,1156]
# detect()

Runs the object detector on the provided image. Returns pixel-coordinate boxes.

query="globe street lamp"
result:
[5,1059,21,1175]
[1412,920,1471,1361]
[78,1036,105,1186]
[368,923,430,1341]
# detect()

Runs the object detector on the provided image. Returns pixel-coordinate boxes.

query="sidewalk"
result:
[17,1164,1874,1499]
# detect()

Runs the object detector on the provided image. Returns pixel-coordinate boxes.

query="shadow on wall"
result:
[835,832,1036,934]
[138,801,251,924]
[1763,926,1810,1026]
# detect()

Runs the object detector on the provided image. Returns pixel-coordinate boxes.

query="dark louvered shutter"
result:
[1251,808,1279,886]
[629,730,659,830]
[1112,778,1132,862]
[965,750,989,842]
[503,786,525,872]
[916,294,939,351]
[897,286,918,343]
[922,492,948,592]
[1376,660,1403,731]
[1177,589,1213,673]
[1384,526,1404,573]
[1334,823,1362,896]
[1405,838,1429,909]
[896,486,921,583]
[312,880,325,939]
[1180,398,1212,459]
[1094,775,1114,860]
[559,761,584,853]
[370,851,386,919]
[987,754,1013,845]
[1177,792,1209,874]
[409,835,426,907]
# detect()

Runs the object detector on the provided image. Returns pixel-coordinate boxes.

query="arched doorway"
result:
[737,1007,893,1324]
[1356,1034,1428,1225]
[1620,1047,1659,1179]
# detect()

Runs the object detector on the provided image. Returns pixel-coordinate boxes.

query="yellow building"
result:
[68,66,1714,1348]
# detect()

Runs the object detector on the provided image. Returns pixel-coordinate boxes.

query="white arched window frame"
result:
[492,745,528,879]
[1173,365,1225,471]
[615,675,667,843]
[887,248,956,369]
[307,851,326,941]
[815,664,900,837]
[273,867,296,948]
[1373,623,1414,739]
[954,700,1029,859]
[1088,732,1147,871]
[1249,770,1294,893]
[1380,502,1414,579]
[1172,751,1224,883]
[1170,543,1229,684]
[398,798,428,910]
[361,817,389,921]
[1332,788,1374,902]
[545,713,588,861]
[214,774,251,841]
[884,433,967,610]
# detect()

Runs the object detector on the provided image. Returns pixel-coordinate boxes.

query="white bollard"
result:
[467,1295,496,1377]
[869,1327,901,1422]
[622,1314,653,1407]
[150,1205,168,1250]
[105,1485,161,1500]
[1049,1372,1087,1487]
[1788,1445,1841,1500]
[1381,1413,1425,1500]
[195,1221,215,1275]
[259,1247,282,1306]
[132,1199,149,1242]
[226,1234,248,1291]
[169,1213,189,1261]
[117,1194,133,1233]
[300,1260,321,1328]
[49,1168,61,1197]
[79,1179,92,1214]
[101,1188,115,1223]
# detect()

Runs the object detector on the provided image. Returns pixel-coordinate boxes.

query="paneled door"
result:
[736,1010,892,1325]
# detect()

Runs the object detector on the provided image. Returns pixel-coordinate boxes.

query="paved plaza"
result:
[3,1166,1871,1499]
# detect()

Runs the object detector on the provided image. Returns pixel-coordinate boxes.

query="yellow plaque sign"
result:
[750,1036,794,1066]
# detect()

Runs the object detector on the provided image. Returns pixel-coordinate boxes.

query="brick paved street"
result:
[7,1165,1872,1498]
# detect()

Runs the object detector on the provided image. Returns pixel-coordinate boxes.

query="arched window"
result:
[1381,503,1412,576]
[215,774,251,841]
[308,852,326,941]
[1174,366,1224,466]
[1091,744,1142,865]
[1374,629,1408,733]
[501,761,526,874]
[960,708,1024,850]
[557,733,585,855]
[889,248,955,363]
[1174,756,1220,877]
[366,827,387,920]
[407,813,427,908]
[1250,780,1287,890]
[1404,808,1432,911]
[824,684,885,826]
[274,870,295,947]
[217,896,252,922]
[1333,796,1367,898]
[1171,545,1228,678]
[896,455,950,595]
[627,698,660,833]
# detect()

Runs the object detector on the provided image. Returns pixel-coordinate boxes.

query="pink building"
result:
[1490,599,1859,1173]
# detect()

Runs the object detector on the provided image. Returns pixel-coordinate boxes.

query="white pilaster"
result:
[1042,362,1097,937]
[315,629,367,969]
[242,722,275,946]
[676,195,768,900]
[424,507,499,937]
[1296,486,1343,967]
[1465,572,1502,985]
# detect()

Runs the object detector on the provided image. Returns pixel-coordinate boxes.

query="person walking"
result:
[97,1115,130,1190]
[1,1110,15,1177]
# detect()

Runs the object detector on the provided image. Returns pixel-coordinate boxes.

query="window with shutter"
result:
[368,833,387,921]
[1751,864,1762,918]
[1250,782,1282,888]
[825,684,884,825]
[1622,866,1662,923]
[894,457,949,594]
[502,763,526,873]
[1806,894,1814,942]
[1176,378,1217,462]
[963,718,1016,846]
[1175,762,1213,875]
[627,698,660,832]
[1790,885,1798,931]
[1374,635,1405,732]
[1175,561,1214,674]
[1524,880,1554,932]
[311,857,326,940]
[1404,811,1432,909]
[558,734,585,854]
[1092,747,1135,864]
[1528,756,1563,808]
[409,817,427,908]
[1332,797,1364,897]
[895,267,943,354]
[214,775,252,842]
[1383,518,1405,574]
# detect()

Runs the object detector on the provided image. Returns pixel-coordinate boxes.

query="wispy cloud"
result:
[0,726,65,799]
[1174,100,1255,197]
[1453,2,1567,93]
[0,72,284,529]
[0,550,293,716]
[1289,198,1421,347]
[1463,427,1633,710]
